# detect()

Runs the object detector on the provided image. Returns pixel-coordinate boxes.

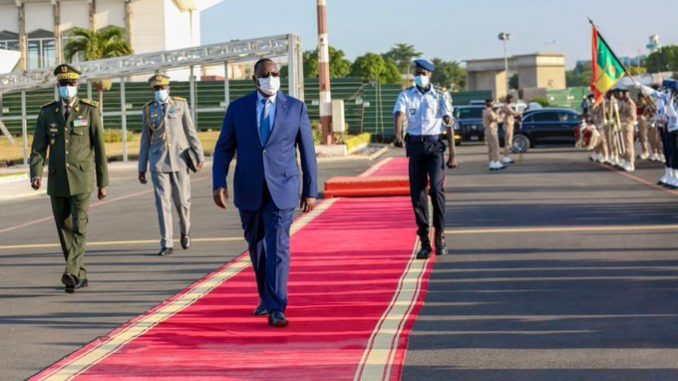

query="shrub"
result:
[529,97,550,107]
[103,129,135,143]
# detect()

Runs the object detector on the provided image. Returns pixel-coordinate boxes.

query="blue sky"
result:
[201,0,678,68]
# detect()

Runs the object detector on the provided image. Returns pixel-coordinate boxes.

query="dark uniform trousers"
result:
[406,135,446,243]
[660,123,678,171]
[238,183,294,313]
[50,193,91,280]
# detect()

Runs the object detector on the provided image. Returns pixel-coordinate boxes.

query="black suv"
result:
[506,108,582,153]
[453,105,485,144]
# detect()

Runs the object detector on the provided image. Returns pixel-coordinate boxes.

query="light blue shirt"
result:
[256,91,277,140]
[393,85,452,136]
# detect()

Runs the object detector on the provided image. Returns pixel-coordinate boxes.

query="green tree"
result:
[430,58,467,91]
[509,73,519,90]
[383,43,422,75]
[566,68,592,87]
[645,46,678,73]
[351,53,401,84]
[282,46,351,79]
[64,26,133,110]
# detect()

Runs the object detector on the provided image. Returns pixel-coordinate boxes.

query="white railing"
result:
[0,33,304,164]
[0,34,295,93]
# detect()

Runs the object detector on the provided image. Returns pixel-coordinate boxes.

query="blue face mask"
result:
[414,75,430,88]
[155,90,169,103]
[59,86,77,100]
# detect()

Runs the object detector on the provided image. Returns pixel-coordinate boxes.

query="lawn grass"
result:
[0,131,221,166]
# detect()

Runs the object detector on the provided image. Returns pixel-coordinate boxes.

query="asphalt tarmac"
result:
[2,144,677,380]
[403,145,678,381]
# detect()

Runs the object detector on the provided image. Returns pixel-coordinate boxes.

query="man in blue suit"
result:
[212,58,318,328]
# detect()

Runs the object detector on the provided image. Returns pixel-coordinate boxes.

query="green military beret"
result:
[54,63,81,81]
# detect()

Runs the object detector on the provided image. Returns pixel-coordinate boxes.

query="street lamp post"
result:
[498,32,511,99]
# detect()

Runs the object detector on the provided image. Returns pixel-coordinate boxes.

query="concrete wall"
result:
[61,0,90,31]
[467,54,566,99]
[130,0,165,54]
[0,4,18,33]
[24,2,53,33]
[467,70,506,99]
[96,0,126,29]
[536,66,566,89]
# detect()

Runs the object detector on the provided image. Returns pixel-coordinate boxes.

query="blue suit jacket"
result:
[212,91,318,211]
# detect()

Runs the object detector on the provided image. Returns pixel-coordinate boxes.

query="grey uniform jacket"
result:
[138,96,205,173]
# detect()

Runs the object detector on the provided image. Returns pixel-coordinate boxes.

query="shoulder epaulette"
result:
[171,96,187,102]
[41,100,58,109]
[80,98,99,107]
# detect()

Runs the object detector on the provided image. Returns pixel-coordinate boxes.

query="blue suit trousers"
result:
[239,184,294,313]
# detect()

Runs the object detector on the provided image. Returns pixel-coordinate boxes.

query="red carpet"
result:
[324,176,410,198]
[33,156,431,381]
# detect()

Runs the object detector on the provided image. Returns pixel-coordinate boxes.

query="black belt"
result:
[406,134,441,143]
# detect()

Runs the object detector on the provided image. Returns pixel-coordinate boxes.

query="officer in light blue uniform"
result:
[393,59,457,259]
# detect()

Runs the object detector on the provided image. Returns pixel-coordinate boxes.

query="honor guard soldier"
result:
[500,94,521,164]
[483,99,506,171]
[29,63,109,293]
[138,74,205,256]
[393,59,457,260]
[590,101,610,164]
[618,88,637,172]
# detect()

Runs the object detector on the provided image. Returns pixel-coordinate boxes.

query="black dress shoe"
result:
[268,311,289,327]
[61,272,77,288]
[181,234,190,250]
[66,279,89,294]
[416,245,432,260]
[435,236,447,256]
[158,247,174,256]
[253,303,268,316]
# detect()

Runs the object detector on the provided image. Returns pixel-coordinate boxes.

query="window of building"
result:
[27,29,57,70]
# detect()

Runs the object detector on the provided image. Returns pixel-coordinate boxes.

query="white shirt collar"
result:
[257,91,277,104]
[414,84,436,97]
[62,97,77,107]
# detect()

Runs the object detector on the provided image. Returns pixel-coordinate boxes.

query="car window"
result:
[522,114,534,123]
[559,112,581,123]
[455,107,483,119]
[531,112,559,122]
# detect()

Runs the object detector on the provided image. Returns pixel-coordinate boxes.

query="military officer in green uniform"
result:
[29,64,109,294]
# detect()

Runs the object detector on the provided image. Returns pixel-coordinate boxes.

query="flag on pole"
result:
[590,23,626,103]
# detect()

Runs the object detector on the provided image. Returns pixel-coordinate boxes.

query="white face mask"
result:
[155,89,170,103]
[257,76,280,96]
[59,86,78,100]
[414,75,430,88]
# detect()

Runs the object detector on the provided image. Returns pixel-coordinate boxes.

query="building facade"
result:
[0,0,220,73]
[466,53,566,99]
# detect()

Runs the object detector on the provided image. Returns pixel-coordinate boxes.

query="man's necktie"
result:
[64,106,70,121]
[260,99,272,146]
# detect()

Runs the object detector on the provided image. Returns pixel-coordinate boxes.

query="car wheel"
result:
[512,134,530,153]
[455,140,461,146]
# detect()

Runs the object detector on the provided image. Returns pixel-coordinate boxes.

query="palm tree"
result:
[382,43,422,77]
[63,26,133,111]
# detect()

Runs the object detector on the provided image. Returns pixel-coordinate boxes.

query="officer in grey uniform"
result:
[393,59,457,259]
[138,74,205,256]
